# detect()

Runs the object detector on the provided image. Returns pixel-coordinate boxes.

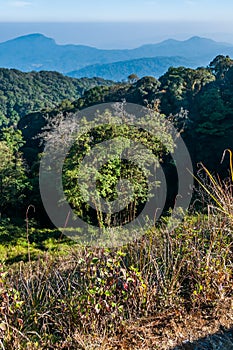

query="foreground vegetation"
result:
[0,208,232,349]
[1,153,233,349]
[0,68,113,127]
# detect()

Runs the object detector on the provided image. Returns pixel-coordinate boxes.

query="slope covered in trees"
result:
[67,56,194,81]
[0,68,113,126]
[67,56,233,172]
[0,55,232,223]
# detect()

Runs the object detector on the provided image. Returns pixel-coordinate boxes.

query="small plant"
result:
[0,264,25,349]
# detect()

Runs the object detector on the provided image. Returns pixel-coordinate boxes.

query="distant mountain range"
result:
[67,56,195,81]
[1,33,233,80]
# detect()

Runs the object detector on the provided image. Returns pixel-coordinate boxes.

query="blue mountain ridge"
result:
[0,34,233,79]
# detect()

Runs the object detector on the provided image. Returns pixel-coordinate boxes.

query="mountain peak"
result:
[186,36,233,47]
[188,36,203,41]
[0,33,232,75]
[20,33,46,39]
[187,36,214,42]
[6,33,56,45]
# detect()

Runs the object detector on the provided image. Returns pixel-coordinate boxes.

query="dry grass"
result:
[100,298,233,350]
[1,210,232,349]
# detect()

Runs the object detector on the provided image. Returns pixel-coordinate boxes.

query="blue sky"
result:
[0,0,233,47]
[1,0,233,22]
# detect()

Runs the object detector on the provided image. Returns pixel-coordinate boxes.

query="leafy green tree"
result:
[41,107,174,228]
[0,68,114,127]
[0,140,29,217]
[195,87,230,136]
[209,55,233,80]
[0,127,25,152]
[192,62,233,170]
[159,66,215,115]
[0,127,30,218]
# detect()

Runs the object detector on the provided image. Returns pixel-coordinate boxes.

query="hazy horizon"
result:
[0,0,232,49]
[0,22,233,49]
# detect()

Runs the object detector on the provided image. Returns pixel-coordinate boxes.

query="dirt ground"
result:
[73,298,233,350]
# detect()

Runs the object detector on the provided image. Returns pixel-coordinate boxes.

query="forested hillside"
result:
[67,56,194,80]
[0,68,113,126]
[18,55,233,175]
[0,54,225,226]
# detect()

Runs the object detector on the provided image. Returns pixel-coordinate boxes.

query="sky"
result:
[0,0,233,48]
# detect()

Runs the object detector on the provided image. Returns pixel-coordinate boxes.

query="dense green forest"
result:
[0,57,232,234]
[0,68,113,126]
[67,55,194,80]
[0,55,232,224]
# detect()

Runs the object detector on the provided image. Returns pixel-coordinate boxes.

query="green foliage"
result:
[1,55,233,223]
[13,55,233,226]
[0,225,74,264]
[68,56,196,81]
[0,68,114,127]
[195,87,231,136]
[209,55,233,80]
[0,132,29,217]
[61,108,173,227]
[159,66,215,115]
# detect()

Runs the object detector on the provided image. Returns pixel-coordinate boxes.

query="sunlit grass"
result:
[0,211,232,349]
[189,149,233,222]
